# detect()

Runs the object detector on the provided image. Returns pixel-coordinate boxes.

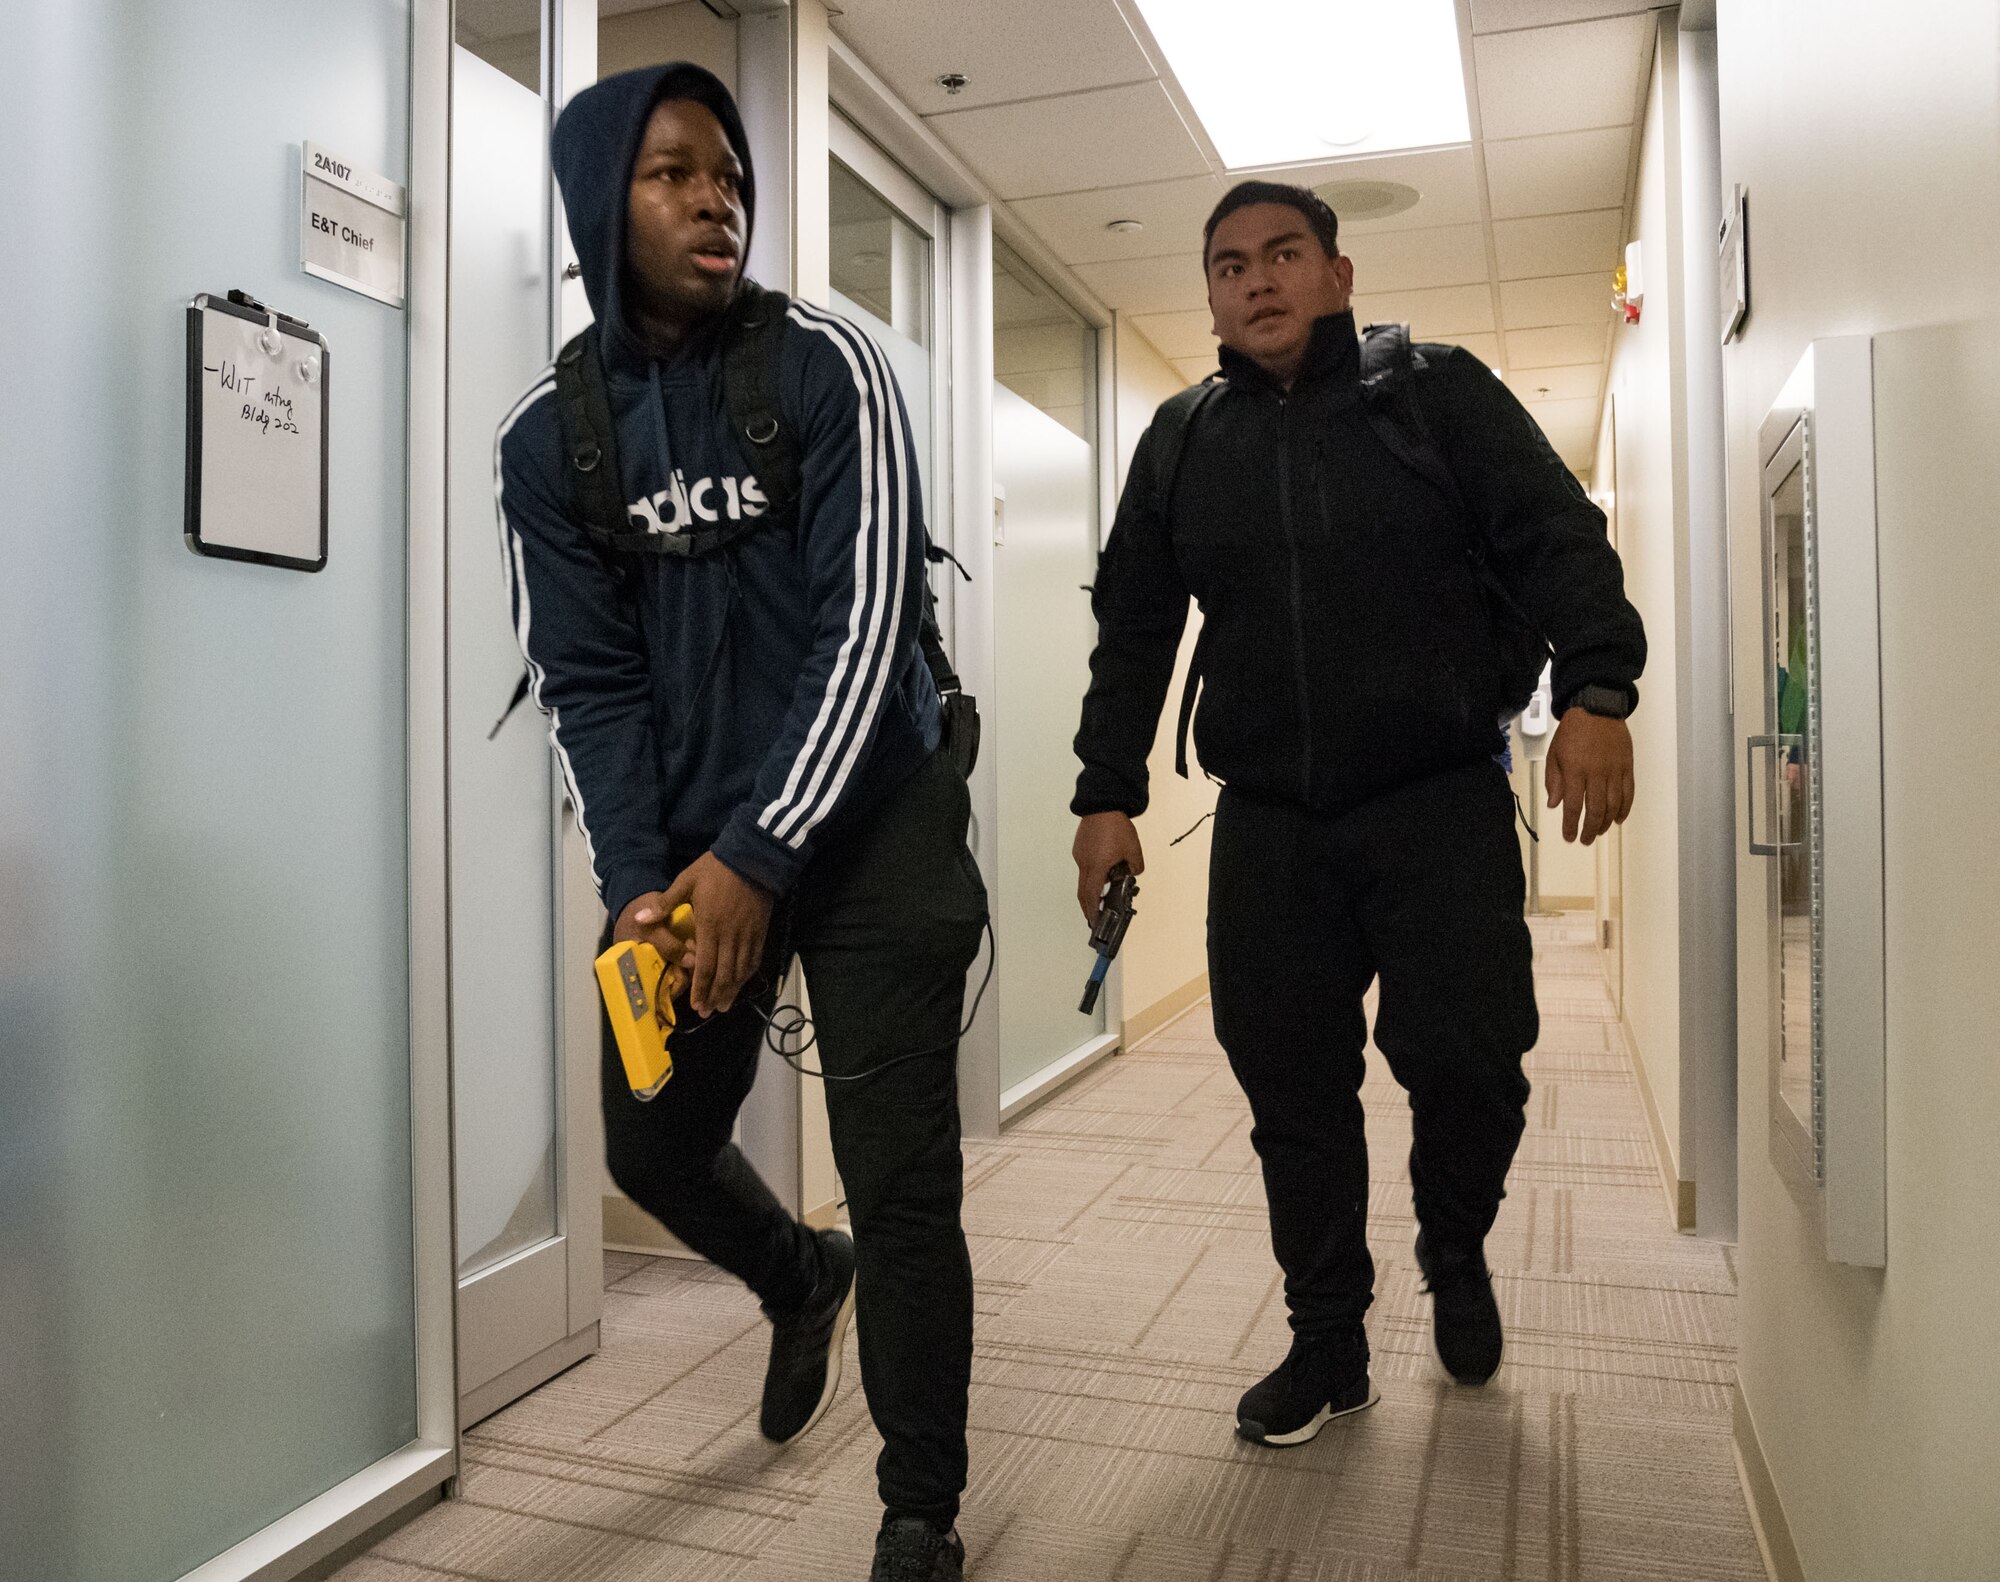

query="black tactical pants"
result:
[1207,759,1538,1337]
[601,750,988,1523]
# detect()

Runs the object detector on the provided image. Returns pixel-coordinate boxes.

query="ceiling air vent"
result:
[1312,179,1422,224]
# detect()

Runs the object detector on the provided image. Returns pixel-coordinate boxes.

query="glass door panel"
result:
[991,240,1105,1093]
[449,42,560,1280]
[3,4,420,1575]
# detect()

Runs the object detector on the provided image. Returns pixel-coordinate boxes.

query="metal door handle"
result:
[1747,734,1778,856]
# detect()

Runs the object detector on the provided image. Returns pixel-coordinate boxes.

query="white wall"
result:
[1717,1,2000,1573]
[1109,319,1217,1033]
[1599,32,1686,1186]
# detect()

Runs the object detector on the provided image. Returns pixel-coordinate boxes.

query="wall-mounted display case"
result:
[1751,338,1887,1267]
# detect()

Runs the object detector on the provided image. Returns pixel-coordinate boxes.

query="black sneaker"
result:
[1415,1229,1503,1385]
[759,1227,857,1444]
[1235,1328,1377,1446]
[869,1514,964,1582]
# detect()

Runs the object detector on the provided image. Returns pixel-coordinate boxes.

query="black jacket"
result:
[1072,310,1645,820]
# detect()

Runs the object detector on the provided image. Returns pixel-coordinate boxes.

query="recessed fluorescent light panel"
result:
[1131,0,1470,169]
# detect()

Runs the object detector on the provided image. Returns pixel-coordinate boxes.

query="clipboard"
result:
[185,290,331,572]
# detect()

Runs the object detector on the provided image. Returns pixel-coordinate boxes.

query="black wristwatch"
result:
[1568,684,1634,720]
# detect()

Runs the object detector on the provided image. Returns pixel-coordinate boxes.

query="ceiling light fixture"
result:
[1130,0,1469,169]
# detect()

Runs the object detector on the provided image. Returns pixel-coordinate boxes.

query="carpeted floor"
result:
[335,914,1764,1581]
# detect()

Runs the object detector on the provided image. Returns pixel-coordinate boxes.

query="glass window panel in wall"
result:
[828,156,935,507]
[990,239,1104,1092]
[994,238,1095,444]
[456,0,543,92]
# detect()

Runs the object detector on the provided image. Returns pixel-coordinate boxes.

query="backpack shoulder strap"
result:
[1358,321,1469,519]
[1154,375,1223,779]
[1151,375,1225,517]
[553,323,632,547]
[720,282,802,531]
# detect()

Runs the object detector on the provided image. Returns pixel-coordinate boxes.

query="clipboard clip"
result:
[226,290,319,379]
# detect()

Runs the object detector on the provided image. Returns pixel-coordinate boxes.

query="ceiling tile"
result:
[1484,126,1632,219]
[1524,395,1602,433]
[1073,252,1210,316]
[1451,331,1505,367]
[1170,355,1217,386]
[1012,175,1224,267]
[1500,272,1610,328]
[830,0,1153,113]
[1493,208,1625,279]
[1473,14,1655,140]
[927,81,1208,200]
[1268,146,1485,236]
[1344,224,1491,294]
[1351,283,1496,338]
[1127,308,1216,361]
[1505,363,1602,403]
[1471,0,1658,32]
[1507,323,1609,367]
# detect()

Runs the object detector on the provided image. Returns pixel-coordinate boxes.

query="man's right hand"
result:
[1074,812,1146,926]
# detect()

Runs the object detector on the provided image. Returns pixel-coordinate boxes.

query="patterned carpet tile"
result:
[338,914,1762,1582]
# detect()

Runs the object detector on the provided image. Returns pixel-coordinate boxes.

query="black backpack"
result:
[1156,321,1553,779]
[498,282,979,778]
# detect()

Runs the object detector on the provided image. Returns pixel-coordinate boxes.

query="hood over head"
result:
[552,63,756,356]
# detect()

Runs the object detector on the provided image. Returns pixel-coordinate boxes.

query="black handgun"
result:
[1080,862,1139,1014]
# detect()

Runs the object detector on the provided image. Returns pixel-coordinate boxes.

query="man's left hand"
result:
[1544,709,1636,845]
[660,852,774,1017]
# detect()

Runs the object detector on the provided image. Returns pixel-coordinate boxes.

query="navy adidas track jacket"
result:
[496,64,938,922]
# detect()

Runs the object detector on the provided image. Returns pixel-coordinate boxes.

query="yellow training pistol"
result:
[595,904,697,1101]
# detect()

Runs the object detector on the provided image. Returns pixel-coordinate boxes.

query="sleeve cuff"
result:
[1072,766,1148,819]
[604,860,673,931]
[711,810,806,898]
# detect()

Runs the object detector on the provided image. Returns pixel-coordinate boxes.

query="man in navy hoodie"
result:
[498,64,984,1582]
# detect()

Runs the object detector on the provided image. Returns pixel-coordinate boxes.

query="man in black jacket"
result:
[1072,182,1645,1445]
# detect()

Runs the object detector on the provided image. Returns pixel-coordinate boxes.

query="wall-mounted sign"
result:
[301,141,405,308]
[1719,183,1749,345]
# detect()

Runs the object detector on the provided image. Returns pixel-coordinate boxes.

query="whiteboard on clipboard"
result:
[185,292,330,571]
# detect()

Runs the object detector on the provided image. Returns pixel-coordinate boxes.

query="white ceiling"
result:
[831,0,1666,475]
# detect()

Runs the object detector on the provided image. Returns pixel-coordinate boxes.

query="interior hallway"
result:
[336,914,1762,1581]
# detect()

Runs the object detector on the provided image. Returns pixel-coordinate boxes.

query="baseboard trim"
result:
[1123,971,1210,1047]
[1733,1382,1806,1582]
[602,1193,702,1259]
[1615,1010,1696,1229]
[803,1197,845,1231]
[1000,1032,1121,1126]
[461,1323,597,1429]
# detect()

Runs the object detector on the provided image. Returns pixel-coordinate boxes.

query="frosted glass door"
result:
[1,5,419,1577]
[449,44,560,1280]
[992,384,1106,1090]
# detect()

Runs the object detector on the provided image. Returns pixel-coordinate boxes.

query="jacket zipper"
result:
[1276,393,1314,804]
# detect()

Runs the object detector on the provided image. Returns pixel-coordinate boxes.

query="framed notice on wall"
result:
[184,291,330,571]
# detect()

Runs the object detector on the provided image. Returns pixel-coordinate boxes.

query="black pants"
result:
[602,750,988,1523]
[1207,759,1538,1338]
